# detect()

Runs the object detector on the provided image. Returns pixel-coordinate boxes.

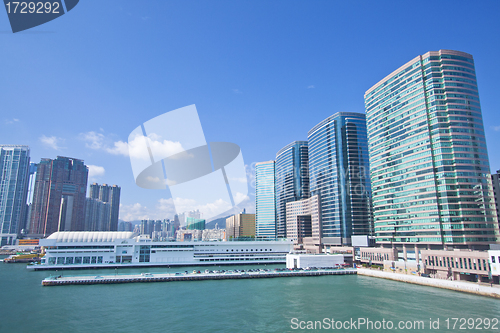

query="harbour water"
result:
[1,261,500,333]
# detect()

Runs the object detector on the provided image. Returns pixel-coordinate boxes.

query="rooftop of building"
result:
[308,112,366,137]
[364,49,474,97]
[46,231,134,242]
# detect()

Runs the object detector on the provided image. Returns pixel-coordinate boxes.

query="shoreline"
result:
[357,268,500,299]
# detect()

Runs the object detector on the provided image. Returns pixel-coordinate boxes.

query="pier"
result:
[41,268,356,286]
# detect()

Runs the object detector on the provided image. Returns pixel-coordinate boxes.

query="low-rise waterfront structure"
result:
[286,253,344,269]
[421,249,491,282]
[31,231,293,270]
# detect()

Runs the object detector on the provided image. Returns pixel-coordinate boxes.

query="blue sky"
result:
[2,1,500,222]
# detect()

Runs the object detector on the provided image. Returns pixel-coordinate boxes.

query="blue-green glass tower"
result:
[0,145,30,246]
[365,50,498,249]
[308,113,372,246]
[275,141,309,238]
[255,161,277,239]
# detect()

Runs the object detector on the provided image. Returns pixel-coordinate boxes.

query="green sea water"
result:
[1,262,499,333]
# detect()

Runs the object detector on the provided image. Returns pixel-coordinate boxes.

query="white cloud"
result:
[5,118,19,124]
[171,197,233,220]
[106,140,129,156]
[40,135,64,150]
[88,165,105,180]
[157,198,177,217]
[80,131,105,150]
[307,85,315,89]
[119,203,150,221]
[492,126,500,132]
[232,89,242,94]
[81,131,190,162]
[109,134,187,161]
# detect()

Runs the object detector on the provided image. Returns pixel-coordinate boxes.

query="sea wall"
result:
[357,268,500,299]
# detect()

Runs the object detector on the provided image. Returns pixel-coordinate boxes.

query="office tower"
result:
[365,50,498,250]
[89,183,121,231]
[286,195,321,245]
[24,162,37,233]
[491,171,500,230]
[275,141,310,238]
[29,156,88,236]
[118,221,133,232]
[225,213,256,240]
[84,197,111,231]
[0,145,30,245]
[176,212,186,226]
[187,209,201,220]
[308,112,372,247]
[255,161,277,238]
[140,219,148,235]
[186,217,205,230]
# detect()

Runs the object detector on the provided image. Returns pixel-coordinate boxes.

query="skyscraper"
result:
[275,141,310,238]
[89,183,121,231]
[84,197,111,231]
[365,50,498,250]
[491,170,500,230]
[308,112,372,247]
[255,161,277,238]
[24,162,37,233]
[0,145,30,245]
[29,156,88,236]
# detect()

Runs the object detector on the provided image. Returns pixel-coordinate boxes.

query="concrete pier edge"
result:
[357,268,500,299]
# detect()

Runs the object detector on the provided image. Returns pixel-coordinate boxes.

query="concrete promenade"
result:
[357,268,500,299]
[41,268,357,286]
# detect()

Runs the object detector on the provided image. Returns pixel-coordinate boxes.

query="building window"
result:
[98,256,103,264]
[75,257,82,264]
[468,258,472,270]
[83,256,90,264]
[459,258,463,269]
[91,256,97,264]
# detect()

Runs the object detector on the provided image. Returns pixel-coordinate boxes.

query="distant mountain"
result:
[205,216,230,229]
[119,219,141,227]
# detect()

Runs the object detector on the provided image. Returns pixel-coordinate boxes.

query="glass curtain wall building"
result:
[0,145,30,246]
[365,50,498,250]
[308,113,372,246]
[255,161,277,238]
[275,141,310,238]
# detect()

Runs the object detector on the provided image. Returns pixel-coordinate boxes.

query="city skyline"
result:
[2,1,500,222]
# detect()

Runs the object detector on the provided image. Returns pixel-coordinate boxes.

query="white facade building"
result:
[32,231,293,270]
[286,253,344,269]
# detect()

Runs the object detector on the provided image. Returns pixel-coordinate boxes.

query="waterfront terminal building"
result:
[29,231,293,270]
